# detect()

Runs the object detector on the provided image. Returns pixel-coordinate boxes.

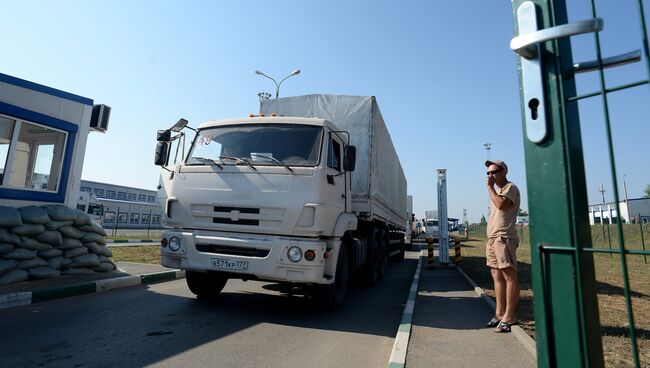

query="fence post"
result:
[640,214,647,264]
[147,209,152,237]
[113,206,120,237]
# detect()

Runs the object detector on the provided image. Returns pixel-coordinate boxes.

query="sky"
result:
[2,0,649,223]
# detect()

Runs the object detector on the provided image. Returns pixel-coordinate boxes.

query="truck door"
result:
[325,132,346,213]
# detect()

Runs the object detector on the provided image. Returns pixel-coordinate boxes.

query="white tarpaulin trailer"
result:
[261,94,407,230]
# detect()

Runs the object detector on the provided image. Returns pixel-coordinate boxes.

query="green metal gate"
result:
[510,1,650,367]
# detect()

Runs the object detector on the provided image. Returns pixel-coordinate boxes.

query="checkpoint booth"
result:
[0,73,109,209]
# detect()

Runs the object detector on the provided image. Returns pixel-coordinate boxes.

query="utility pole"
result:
[484,143,492,218]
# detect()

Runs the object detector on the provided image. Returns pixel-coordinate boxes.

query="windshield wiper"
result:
[218,156,257,170]
[189,157,223,169]
[250,153,294,174]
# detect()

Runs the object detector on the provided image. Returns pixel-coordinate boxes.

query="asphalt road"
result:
[0,251,420,368]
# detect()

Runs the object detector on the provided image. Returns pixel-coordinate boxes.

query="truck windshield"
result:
[188,124,323,167]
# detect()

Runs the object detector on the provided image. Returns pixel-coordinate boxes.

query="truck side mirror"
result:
[155,142,170,166]
[344,145,356,172]
[157,129,171,142]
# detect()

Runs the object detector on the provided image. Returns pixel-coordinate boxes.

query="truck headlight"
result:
[287,246,302,262]
[168,236,182,252]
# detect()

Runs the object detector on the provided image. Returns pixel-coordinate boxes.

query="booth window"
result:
[0,116,16,185]
[0,115,66,191]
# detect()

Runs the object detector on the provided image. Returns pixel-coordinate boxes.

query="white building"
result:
[588,197,650,225]
[80,180,162,230]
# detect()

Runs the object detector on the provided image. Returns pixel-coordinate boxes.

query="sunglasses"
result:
[486,168,503,175]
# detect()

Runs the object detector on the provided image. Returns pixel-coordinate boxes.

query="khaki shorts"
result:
[486,237,518,270]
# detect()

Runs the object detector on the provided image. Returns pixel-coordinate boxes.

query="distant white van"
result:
[424,218,439,237]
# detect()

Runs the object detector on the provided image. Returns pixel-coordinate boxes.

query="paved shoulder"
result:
[406,261,534,368]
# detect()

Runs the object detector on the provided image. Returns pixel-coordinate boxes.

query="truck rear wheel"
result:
[186,271,228,298]
[317,245,349,308]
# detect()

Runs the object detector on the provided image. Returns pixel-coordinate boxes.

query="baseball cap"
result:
[485,160,508,174]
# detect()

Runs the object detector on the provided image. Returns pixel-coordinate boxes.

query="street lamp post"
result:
[255,69,301,98]
[484,143,492,217]
[623,174,632,223]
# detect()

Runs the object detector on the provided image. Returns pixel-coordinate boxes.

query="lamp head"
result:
[291,69,301,76]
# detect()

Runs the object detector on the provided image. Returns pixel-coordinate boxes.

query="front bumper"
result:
[160,229,331,284]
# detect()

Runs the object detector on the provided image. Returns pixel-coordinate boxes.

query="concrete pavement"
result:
[402,247,535,367]
[0,245,536,367]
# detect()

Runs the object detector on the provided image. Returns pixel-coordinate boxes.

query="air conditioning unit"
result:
[90,104,111,132]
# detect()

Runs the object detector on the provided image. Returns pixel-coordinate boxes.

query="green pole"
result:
[640,214,647,264]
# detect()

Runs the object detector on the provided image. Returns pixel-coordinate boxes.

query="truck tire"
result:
[317,245,349,308]
[186,271,228,298]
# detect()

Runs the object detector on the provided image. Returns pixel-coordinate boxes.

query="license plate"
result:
[211,258,248,271]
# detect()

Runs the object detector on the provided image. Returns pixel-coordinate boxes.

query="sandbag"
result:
[29,266,60,280]
[20,237,52,251]
[64,247,88,259]
[18,206,51,224]
[44,221,75,231]
[70,253,100,268]
[93,261,116,272]
[86,242,112,257]
[44,204,78,221]
[3,248,36,260]
[37,248,63,259]
[0,259,17,274]
[12,224,45,237]
[74,209,92,226]
[47,256,71,270]
[0,243,13,255]
[58,226,85,239]
[0,206,22,228]
[35,231,63,247]
[0,269,28,285]
[78,222,107,236]
[59,237,83,250]
[16,257,48,270]
[0,228,20,245]
[61,267,95,275]
[81,231,106,245]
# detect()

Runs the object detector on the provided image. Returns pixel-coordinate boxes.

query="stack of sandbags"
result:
[0,204,116,285]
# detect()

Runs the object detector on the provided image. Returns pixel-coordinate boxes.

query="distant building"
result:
[588,197,650,225]
[80,180,162,230]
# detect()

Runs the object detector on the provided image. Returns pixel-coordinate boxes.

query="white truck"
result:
[154,94,407,306]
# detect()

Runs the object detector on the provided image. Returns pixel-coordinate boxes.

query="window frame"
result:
[0,105,77,203]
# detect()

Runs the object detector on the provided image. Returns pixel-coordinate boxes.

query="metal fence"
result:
[510,0,650,366]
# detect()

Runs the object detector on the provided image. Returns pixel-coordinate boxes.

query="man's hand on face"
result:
[487,175,495,187]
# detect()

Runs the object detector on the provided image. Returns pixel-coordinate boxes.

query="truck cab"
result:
[155,116,357,305]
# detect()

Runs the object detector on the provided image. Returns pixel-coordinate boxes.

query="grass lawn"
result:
[457,224,649,367]
[110,245,161,264]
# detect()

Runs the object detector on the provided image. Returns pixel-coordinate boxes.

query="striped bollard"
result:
[426,237,434,268]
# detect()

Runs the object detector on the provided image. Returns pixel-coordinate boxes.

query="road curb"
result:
[0,269,185,310]
[455,265,537,358]
[387,249,424,368]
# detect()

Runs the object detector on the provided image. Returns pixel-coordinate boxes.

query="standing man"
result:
[484,160,521,333]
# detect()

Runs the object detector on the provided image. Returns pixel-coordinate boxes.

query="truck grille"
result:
[195,243,270,258]
[191,204,285,228]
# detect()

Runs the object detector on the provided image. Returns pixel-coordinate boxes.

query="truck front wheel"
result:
[186,271,228,298]
[317,245,349,308]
